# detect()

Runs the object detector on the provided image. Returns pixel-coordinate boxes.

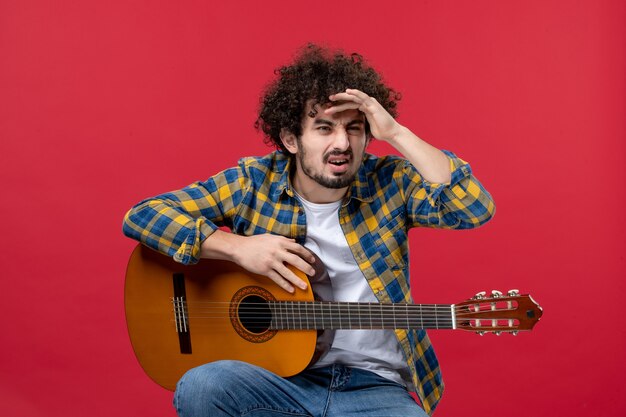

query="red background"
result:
[1,1,624,416]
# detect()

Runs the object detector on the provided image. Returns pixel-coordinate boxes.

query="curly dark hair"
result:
[255,44,401,153]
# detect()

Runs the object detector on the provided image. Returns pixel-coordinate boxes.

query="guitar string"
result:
[180,303,457,316]
[177,300,482,309]
[167,317,513,330]
[178,304,467,315]
[169,312,513,329]
[175,306,510,320]
[172,303,513,325]
[171,302,517,330]
[172,298,517,313]
[176,301,507,314]
[178,300,515,308]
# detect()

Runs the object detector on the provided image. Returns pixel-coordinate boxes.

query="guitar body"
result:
[125,244,318,390]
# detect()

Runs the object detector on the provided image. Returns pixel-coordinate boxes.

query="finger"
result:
[284,241,317,264]
[340,90,380,111]
[324,102,362,115]
[275,262,308,290]
[266,270,295,293]
[344,88,370,100]
[329,92,361,103]
[283,252,315,278]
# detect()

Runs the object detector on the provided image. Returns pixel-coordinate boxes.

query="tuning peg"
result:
[491,290,503,298]
[510,330,519,336]
[476,331,486,336]
[473,291,487,300]
[507,289,520,296]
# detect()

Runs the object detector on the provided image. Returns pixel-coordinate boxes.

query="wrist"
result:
[200,229,239,262]
[385,123,409,145]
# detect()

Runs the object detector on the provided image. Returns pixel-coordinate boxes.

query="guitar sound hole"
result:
[238,295,272,334]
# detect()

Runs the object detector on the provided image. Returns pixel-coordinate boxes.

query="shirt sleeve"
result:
[403,150,496,229]
[122,165,248,264]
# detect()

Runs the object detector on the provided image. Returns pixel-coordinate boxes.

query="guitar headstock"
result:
[455,290,543,335]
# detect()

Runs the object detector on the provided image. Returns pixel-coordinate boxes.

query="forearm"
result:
[387,124,451,184]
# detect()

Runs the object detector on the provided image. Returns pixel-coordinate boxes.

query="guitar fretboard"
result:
[268,301,455,330]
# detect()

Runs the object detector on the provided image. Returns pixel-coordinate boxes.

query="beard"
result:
[297,146,358,189]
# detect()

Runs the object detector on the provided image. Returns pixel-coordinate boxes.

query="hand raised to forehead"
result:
[326,89,401,142]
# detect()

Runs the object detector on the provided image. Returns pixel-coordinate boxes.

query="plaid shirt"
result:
[123,150,495,414]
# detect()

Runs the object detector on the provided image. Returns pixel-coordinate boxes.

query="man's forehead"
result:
[305,101,365,123]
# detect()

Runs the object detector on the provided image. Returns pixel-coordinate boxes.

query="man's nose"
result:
[331,129,350,151]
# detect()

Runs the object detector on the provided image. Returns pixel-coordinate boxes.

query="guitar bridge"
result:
[173,273,192,354]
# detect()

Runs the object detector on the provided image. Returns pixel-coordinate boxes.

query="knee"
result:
[178,360,241,387]
[173,361,251,416]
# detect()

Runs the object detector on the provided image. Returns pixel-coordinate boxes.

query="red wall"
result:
[2,1,624,416]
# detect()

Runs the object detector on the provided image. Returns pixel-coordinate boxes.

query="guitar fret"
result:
[337,302,342,329]
[392,303,397,329]
[275,301,280,330]
[293,301,298,329]
[295,301,299,330]
[405,303,410,329]
[274,301,279,330]
[280,301,285,330]
[298,302,303,330]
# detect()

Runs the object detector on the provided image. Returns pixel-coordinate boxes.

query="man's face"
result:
[291,103,368,194]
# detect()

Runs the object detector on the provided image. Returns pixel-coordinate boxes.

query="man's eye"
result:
[318,126,331,132]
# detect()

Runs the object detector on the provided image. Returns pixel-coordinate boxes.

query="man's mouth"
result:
[325,153,352,175]
[328,158,349,166]
[326,152,352,166]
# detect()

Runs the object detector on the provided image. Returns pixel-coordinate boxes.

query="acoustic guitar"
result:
[125,244,542,390]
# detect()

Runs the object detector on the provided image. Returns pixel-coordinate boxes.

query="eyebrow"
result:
[312,118,365,127]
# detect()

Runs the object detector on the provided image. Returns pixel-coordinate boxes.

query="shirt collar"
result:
[273,152,295,198]
[344,154,375,204]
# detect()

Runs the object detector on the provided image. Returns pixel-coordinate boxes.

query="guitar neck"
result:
[268,301,455,330]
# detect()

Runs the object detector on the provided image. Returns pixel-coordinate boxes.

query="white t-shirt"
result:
[295,192,409,386]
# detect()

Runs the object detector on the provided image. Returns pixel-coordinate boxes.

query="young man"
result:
[123,44,495,416]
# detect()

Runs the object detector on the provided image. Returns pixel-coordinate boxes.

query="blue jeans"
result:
[174,360,428,417]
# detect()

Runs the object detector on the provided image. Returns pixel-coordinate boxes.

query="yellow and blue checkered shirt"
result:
[123,150,495,414]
